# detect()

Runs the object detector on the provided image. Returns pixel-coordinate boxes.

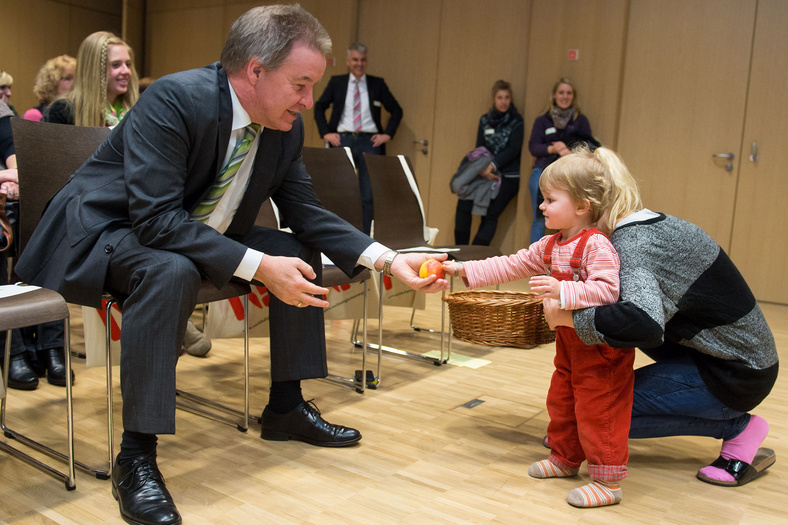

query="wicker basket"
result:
[442,290,556,348]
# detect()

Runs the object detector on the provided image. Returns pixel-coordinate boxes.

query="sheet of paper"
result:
[397,246,460,253]
[0,284,41,298]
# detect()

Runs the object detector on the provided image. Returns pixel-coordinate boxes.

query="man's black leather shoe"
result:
[38,348,74,387]
[5,353,39,390]
[112,454,182,525]
[261,400,361,447]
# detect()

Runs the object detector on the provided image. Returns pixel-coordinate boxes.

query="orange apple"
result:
[419,258,445,279]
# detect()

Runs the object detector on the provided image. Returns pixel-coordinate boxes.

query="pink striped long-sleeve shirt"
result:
[462,231,620,310]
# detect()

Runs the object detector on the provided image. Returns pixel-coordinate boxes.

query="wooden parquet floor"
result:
[0,285,785,524]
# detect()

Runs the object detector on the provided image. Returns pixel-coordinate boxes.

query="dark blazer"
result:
[314,74,403,139]
[16,63,373,308]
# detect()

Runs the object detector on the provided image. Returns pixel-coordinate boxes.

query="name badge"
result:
[484,128,495,135]
[373,100,381,107]
[545,127,557,135]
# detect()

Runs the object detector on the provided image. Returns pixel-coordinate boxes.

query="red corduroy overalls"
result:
[542,228,635,482]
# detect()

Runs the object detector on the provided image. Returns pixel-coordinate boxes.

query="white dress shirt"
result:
[210,83,389,282]
[337,74,377,133]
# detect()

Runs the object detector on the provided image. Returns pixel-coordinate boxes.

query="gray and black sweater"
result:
[574,211,778,412]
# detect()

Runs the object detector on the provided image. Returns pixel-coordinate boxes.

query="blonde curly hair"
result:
[33,55,76,105]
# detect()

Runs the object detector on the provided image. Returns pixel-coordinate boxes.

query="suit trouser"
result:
[472,176,519,246]
[546,326,635,482]
[104,226,328,435]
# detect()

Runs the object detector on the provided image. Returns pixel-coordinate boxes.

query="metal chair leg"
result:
[0,321,78,490]
[105,299,115,479]
[409,303,443,334]
[324,281,371,393]
[367,277,443,367]
[175,294,257,431]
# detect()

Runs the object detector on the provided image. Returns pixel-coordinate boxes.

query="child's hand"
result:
[529,275,560,300]
[442,260,464,278]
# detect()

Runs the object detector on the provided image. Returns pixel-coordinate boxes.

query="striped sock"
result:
[528,459,579,479]
[566,481,622,508]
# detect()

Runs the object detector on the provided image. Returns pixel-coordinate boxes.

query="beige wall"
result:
[0,0,123,115]
[143,0,356,149]
[5,1,786,286]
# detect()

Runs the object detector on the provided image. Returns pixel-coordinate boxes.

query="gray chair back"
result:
[10,118,110,257]
[302,146,364,232]
[364,153,432,250]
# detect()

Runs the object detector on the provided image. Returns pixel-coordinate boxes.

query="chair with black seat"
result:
[10,117,112,480]
[10,118,253,481]
[364,153,502,364]
[0,284,76,490]
[299,146,372,391]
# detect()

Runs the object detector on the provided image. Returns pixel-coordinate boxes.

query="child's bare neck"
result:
[559,220,596,240]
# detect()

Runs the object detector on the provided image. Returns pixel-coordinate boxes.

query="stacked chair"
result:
[364,153,502,367]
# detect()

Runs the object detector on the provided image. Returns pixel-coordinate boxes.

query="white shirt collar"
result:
[616,208,660,228]
[350,73,367,85]
[228,81,253,131]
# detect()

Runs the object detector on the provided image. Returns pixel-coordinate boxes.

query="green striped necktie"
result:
[192,123,260,223]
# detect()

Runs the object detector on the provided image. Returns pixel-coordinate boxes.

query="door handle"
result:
[413,139,429,155]
[712,152,735,172]
[749,141,759,163]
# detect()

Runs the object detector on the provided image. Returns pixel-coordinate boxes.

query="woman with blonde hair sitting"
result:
[23,55,76,122]
[44,31,138,126]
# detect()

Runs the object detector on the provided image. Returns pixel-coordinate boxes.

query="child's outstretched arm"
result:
[442,241,547,290]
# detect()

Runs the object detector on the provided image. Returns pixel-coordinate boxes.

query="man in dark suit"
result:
[314,42,403,234]
[15,6,446,525]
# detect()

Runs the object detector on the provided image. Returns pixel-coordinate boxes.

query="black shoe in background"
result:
[4,353,39,390]
[38,348,74,387]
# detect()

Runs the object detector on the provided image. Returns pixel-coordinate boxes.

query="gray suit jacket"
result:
[16,63,373,307]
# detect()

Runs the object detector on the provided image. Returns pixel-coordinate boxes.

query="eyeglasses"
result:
[0,85,11,91]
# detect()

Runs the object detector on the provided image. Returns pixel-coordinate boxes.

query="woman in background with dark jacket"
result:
[527,78,592,243]
[454,79,524,246]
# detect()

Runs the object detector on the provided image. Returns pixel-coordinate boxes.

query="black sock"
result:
[267,380,303,414]
[118,430,158,464]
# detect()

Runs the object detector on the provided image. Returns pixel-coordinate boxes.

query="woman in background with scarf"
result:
[455,79,524,246]
[527,78,593,243]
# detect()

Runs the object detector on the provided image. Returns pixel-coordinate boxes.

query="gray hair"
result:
[221,4,332,74]
[347,42,367,56]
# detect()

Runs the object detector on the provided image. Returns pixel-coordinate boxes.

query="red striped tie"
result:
[353,79,362,132]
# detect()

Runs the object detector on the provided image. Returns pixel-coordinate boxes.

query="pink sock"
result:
[698,415,769,482]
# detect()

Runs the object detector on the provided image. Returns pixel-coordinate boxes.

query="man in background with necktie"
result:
[314,42,403,234]
[16,6,446,525]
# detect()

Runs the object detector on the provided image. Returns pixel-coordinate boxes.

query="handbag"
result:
[0,191,15,254]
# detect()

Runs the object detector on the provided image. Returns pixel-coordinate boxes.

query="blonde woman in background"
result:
[44,31,138,126]
[0,69,18,116]
[23,55,76,121]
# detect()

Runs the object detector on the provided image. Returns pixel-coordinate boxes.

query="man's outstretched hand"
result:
[379,252,451,294]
